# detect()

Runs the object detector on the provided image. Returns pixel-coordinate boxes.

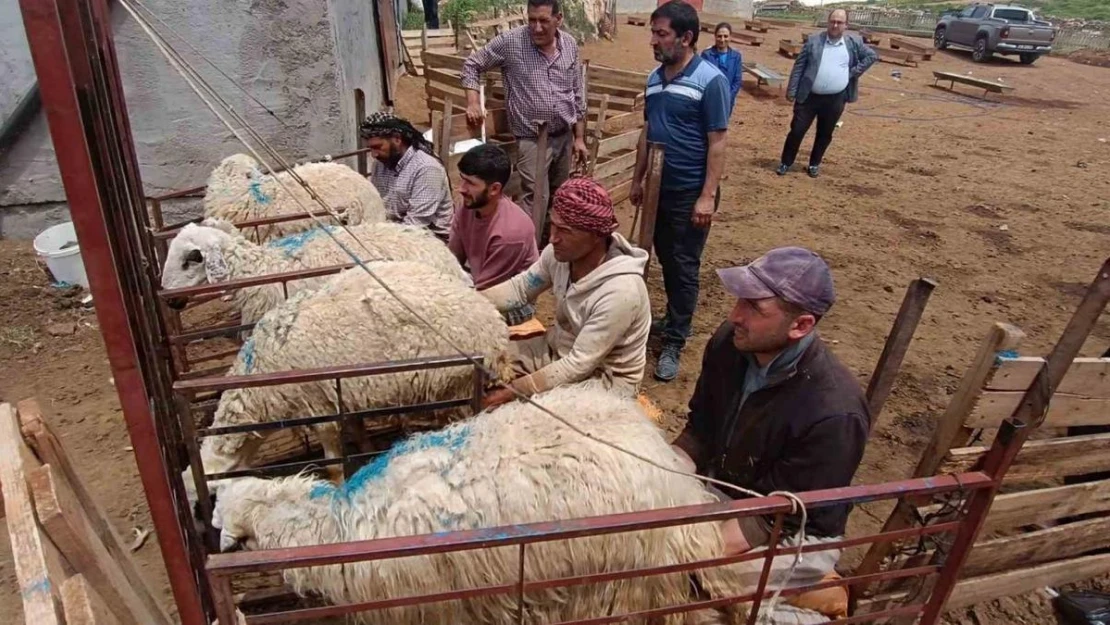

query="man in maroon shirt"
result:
[448,144,540,325]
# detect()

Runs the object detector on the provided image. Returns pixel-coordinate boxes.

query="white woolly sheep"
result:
[160,218,471,327]
[203,153,385,242]
[212,381,749,625]
[187,261,512,504]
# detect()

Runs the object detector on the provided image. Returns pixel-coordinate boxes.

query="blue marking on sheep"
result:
[266,226,335,258]
[310,425,472,501]
[994,349,1020,365]
[249,179,271,204]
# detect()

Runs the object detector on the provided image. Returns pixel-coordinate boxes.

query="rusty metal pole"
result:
[918,258,1110,625]
[17,0,209,622]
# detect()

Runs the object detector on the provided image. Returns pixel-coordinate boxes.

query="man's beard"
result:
[463,188,490,209]
[732,325,792,355]
[654,45,679,64]
[376,145,403,169]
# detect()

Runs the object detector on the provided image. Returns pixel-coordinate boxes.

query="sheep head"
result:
[211,474,333,552]
[206,153,261,193]
[161,222,241,308]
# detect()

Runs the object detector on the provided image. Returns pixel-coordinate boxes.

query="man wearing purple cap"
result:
[672,247,870,620]
[479,177,652,409]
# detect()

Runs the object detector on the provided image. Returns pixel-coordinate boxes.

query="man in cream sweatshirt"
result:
[480,177,651,408]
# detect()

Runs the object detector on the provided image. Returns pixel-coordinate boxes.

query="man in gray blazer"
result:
[777,10,878,178]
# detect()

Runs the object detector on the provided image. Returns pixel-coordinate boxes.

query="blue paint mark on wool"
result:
[248,179,271,204]
[309,425,472,501]
[240,338,256,373]
[994,349,1020,365]
[266,226,336,258]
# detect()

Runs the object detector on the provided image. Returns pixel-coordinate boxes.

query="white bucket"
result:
[33,222,89,288]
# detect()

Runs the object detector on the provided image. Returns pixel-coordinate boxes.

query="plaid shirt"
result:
[461,26,586,139]
[370,147,454,239]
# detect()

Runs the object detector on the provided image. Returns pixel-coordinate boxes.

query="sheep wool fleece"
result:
[481,233,651,397]
[213,381,750,625]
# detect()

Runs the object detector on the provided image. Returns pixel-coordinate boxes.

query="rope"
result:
[118,2,810,618]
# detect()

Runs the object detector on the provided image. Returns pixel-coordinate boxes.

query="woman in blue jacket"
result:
[700,22,743,117]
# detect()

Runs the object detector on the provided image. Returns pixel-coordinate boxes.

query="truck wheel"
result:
[934,27,948,50]
[1019,53,1038,65]
[972,37,993,63]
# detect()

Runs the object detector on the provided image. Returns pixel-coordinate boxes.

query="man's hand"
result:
[692,194,715,228]
[466,102,485,126]
[572,137,589,168]
[481,387,516,410]
[629,180,644,207]
[786,94,795,103]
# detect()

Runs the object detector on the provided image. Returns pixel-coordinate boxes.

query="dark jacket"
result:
[674,322,871,538]
[787,32,878,104]
[700,46,743,115]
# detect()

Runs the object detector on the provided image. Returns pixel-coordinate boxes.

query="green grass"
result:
[403,9,426,30]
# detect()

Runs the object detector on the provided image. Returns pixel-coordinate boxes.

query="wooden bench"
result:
[860,29,881,45]
[869,44,920,67]
[889,36,935,60]
[852,286,1110,617]
[743,62,786,90]
[744,19,770,33]
[779,39,802,58]
[932,70,1015,99]
[627,15,646,26]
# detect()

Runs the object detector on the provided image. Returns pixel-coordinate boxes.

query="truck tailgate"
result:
[1003,25,1053,44]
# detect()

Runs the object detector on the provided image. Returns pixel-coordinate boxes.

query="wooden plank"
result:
[964,514,1110,577]
[939,432,1110,483]
[486,85,638,113]
[422,50,468,72]
[403,28,454,38]
[627,16,646,26]
[588,64,649,90]
[589,81,643,102]
[592,149,637,181]
[30,463,165,625]
[636,142,665,268]
[870,45,919,66]
[609,179,633,205]
[18,400,173,625]
[889,36,935,59]
[598,163,635,191]
[988,357,1110,397]
[62,574,122,625]
[917,478,1110,532]
[424,67,464,90]
[967,392,1110,429]
[932,70,1013,93]
[596,128,641,159]
[779,39,802,58]
[0,403,64,625]
[947,553,1110,610]
[731,31,764,46]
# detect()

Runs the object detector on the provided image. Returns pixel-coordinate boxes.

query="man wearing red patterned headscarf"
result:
[480,176,652,409]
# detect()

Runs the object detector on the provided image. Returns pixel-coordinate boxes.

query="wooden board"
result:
[596,128,640,159]
[987,357,1110,398]
[743,63,785,88]
[627,16,646,26]
[870,45,919,66]
[0,403,64,625]
[589,82,644,103]
[967,391,1110,429]
[951,479,1110,531]
[963,514,1110,578]
[592,149,637,181]
[61,575,122,625]
[589,64,650,90]
[939,432,1110,483]
[889,36,936,59]
[745,21,770,33]
[422,51,468,73]
[779,39,802,58]
[947,553,1110,609]
[731,31,764,46]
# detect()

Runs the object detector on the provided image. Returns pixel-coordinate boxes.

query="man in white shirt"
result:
[777,9,877,178]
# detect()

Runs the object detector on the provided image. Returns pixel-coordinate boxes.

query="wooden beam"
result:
[61,574,122,625]
[939,432,1110,483]
[422,50,468,72]
[30,463,169,625]
[596,128,641,159]
[865,277,937,427]
[636,142,665,271]
[779,40,802,58]
[963,515,1110,578]
[947,553,1110,610]
[920,478,1110,532]
[967,392,1110,429]
[0,403,65,625]
[18,400,173,625]
[587,64,649,90]
[987,357,1110,397]
[592,149,637,181]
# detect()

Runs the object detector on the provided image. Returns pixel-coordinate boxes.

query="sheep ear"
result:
[204,249,230,283]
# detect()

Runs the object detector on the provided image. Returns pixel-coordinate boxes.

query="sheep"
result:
[203,153,385,242]
[187,260,513,505]
[160,218,471,326]
[212,381,748,625]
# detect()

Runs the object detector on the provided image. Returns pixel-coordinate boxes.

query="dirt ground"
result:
[2,19,1109,625]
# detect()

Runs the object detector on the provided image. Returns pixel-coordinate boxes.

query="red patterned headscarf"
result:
[551,176,619,236]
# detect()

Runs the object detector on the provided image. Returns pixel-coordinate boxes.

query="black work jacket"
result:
[675,322,871,538]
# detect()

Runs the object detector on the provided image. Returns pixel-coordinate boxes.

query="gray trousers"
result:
[515,131,572,238]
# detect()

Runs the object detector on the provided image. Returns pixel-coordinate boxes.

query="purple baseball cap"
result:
[716,247,836,316]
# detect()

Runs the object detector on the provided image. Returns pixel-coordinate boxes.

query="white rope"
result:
[118,3,809,618]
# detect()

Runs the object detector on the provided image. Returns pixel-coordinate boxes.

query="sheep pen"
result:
[187,260,514,504]
[202,153,386,242]
[212,382,749,625]
[161,218,471,327]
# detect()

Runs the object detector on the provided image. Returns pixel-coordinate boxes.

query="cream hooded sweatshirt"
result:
[482,233,651,397]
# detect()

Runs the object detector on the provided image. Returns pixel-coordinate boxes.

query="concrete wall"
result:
[0,0,385,239]
[0,0,36,126]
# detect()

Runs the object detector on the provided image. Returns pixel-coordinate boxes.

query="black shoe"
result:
[654,344,682,381]
[807,165,819,178]
[776,163,790,176]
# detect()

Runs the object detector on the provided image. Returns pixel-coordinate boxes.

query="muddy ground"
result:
[2,19,1109,625]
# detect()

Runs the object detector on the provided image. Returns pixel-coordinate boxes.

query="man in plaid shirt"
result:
[462,0,589,234]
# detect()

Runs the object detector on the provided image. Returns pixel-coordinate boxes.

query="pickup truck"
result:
[935,3,1056,64]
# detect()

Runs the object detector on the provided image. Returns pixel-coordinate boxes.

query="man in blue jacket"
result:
[700,22,743,117]
[777,10,877,178]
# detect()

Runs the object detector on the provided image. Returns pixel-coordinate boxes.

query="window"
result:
[959,6,977,17]
[993,8,1032,22]
[971,6,989,18]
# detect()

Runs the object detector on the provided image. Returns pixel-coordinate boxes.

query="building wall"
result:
[0,0,385,239]
[0,0,36,126]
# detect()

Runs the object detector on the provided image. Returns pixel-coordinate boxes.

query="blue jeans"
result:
[653,187,710,349]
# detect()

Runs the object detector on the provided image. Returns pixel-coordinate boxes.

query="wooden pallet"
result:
[0,400,174,625]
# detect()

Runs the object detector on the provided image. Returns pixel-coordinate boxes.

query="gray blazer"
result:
[787,32,878,104]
